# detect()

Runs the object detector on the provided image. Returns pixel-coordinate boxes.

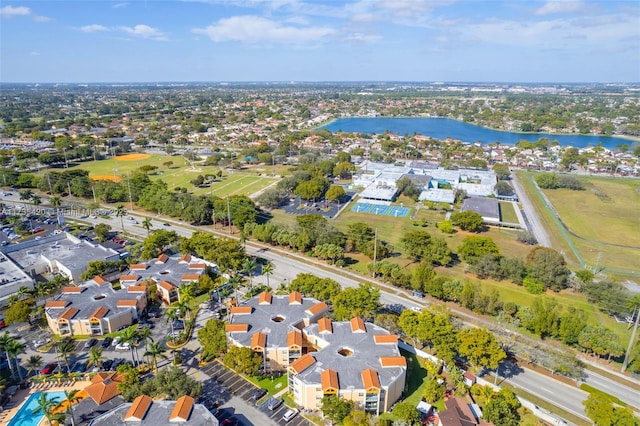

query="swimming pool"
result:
[8,391,65,426]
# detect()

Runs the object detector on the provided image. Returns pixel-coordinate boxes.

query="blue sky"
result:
[1,0,638,83]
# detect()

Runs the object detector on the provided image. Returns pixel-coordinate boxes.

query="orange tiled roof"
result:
[225,324,249,333]
[85,372,123,404]
[251,332,266,350]
[321,369,339,392]
[90,306,109,319]
[258,291,272,304]
[188,263,206,270]
[318,317,332,333]
[287,330,302,348]
[170,395,195,421]
[127,285,147,293]
[45,300,68,308]
[306,302,328,316]
[117,300,138,307]
[130,263,148,270]
[231,306,252,315]
[93,276,108,285]
[181,274,200,281]
[373,334,398,344]
[350,317,366,333]
[180,254,192,263]
[62,286,83,294]
[361,369,381,390]
[379,356,407,367]
[156,254,169,264]
[159,281,176,291]
[125,395,153,421]
[289,354,315,374]
[289,291,302,305]
[119,275,139,282]
[58,307,79,321]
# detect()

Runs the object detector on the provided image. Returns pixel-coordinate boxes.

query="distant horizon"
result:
[1,1,638,83]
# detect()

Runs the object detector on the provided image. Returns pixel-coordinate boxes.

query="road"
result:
[511,172,552,247]
[3,196,639,420]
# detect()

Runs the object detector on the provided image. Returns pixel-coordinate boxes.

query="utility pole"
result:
[622,305,639,372]
[372,227,378,278]
[127,174,134,210]
[91,186,97,205]
[227,195,232,235]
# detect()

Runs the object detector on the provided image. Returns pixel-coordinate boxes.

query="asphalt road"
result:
[511,172,552,247]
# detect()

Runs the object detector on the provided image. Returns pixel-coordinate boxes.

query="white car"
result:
[112,336,122,346]
[115,342,131,351]
[282,408,299,422]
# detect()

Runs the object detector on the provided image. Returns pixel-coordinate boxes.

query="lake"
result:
[319,117,633,149]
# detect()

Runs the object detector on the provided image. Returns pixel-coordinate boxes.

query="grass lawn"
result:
[499,201,518,223]
[246,374,288,395]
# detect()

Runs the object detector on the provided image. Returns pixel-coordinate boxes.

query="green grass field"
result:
[66,155,279,198]
[517,171,640,277]
[499,201,518,223]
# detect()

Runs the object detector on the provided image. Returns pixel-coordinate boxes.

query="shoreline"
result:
[315,116,640,147]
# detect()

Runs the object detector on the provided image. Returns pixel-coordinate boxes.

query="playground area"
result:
[350,202,410,218]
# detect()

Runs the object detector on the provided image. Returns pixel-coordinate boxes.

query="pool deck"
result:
[0,380,90,426]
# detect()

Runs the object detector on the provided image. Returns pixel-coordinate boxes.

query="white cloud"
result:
[535,1,586,16]
[30,51,40,56]
[113,2,129,8]
[33,15,52,22]
[0,5,31,18]
[119,24,167,41]
[192,15,335,44]
[346,32,381,42]
[80,24,109,33]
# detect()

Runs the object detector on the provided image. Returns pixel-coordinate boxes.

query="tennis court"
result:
[351,203,410,217]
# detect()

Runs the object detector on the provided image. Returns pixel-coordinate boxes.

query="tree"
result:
[492,163,511,180]
[119,326,141,366]
[242,257,257,290]
[141,229,179,259]
[142,217,153,235]
[526,246,569,291]
[494,181,513,196]
[391,401,421,425]
[60,389,82,426]
[321,395,354,424]
[0,332,19,381]
[197,319,228,361]
[584,393,636,426]
[5,298,35,325]
[115,204,127,234]
[458,327,506,370]
[333,161,354,179]
[342,410,374,426]
[56,341,76,373]
[331,284,381,321]
[6,339,26,382]
[87,347,105,371]
[93,223,111,243]
[458,236,500,263]
[49,196,62,209]
[222,346,262,376]
[483,388,521,426]
[325,185,346,202]
[144,342,168,371]
[451,211,484,232]
[438,220,454,234]
[401,230,432,261]
[32,392,62,426]
[25,354,43,378]
[423,378,446,403]
[261,262,274,288]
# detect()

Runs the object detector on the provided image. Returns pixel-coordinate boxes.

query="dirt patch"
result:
[115,153,151,161]
[91,175,122,182]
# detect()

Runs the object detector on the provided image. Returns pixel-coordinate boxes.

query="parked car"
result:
[250,388,268,403]
[172,320,184,330]
[84,338,97,349]
[266,397,283,411]
[41,362,57,375]
[101,337,112,348]
[72,362,88,373]
[102,359,114,371]
[282,408,299,422]
[111,358,126,369]
[115,342,131,351]
[112,336,122,346]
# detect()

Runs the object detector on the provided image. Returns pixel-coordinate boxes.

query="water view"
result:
[319,117,633,149]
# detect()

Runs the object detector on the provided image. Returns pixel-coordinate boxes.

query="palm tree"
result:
[49,196,62,209]
[164,308,179,336]
[144,342,168,371]
[0,332,18,381]
[119,326,140,366]
[31,194,42,208]
[228,274,243,305]
[136,327,154,363]
[142,217,153,235]
[242,258,257,291]
[87,347,105,371]
[19,189,34,203]
[262,262,274,288]
[56,341,76,373]
[32,392,61,426]
[115,204,127,234]
[6,339,26,383]
[25,355,43,378]
[17,285,33,301]
[59,389,82,426]
[174,300,192,322]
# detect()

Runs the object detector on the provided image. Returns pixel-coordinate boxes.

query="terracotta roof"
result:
[289,354,316,374]
[58,307,79,321]
[288,291,302,305]
[127,285,147,293]
[181,274,200,281]
[439,398,478,426]
[306,302,328,316]
[119,275,139,282]
[130,263,148,270]
[350,317,366,333]
[156,254,169,264]
[125,395,153,421]
[287,330,302,348]
[93,276,108,285]
[318,317,333,333]
[180,254,192,263]
[117,300,138,307]
[251,332,266,350]
[170,395,195,422]
[45,300,68,308]
[361,369,381,390]
[379,356,407,367]
[62,286,83,294]
[225,323,249,333]
[231,306,252,315]
[85,372,123,405]
[373,334,398,344]
[188,263,206,270]
[90,306,109,319]
[159,280,176,291]
[258,291,272,305]
[321,369,339,392]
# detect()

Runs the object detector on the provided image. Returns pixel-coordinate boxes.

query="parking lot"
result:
[199,361,312,426]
